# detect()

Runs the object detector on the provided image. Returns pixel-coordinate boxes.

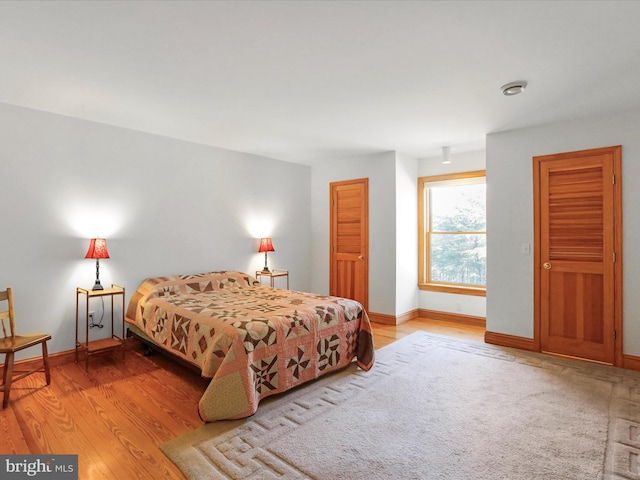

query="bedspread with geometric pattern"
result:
[125,271,375,421]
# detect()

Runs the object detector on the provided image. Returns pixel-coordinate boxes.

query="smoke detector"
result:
[500,81,527,96]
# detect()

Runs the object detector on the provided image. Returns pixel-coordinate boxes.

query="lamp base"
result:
[91,258,105,290]
[261,267,271,273]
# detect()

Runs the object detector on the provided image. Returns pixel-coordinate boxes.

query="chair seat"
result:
[0,333,52,353]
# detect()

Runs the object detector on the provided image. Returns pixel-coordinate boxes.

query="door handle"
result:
[543,262,551,270]
[358,256,364,260]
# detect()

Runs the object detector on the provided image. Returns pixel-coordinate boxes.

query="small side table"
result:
[255,270,289,289]
[75,284,125,370]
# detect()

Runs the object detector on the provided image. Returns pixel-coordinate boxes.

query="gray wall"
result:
[309,150,421,319]
[486,109,640,355]
[395,153,419,316]
[0,102,311,359]
[9,96,638,360]
[310,151,398,316]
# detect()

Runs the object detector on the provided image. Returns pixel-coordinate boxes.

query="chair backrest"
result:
[0,287,16,339]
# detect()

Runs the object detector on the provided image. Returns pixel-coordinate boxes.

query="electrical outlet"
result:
[88,310,95,322]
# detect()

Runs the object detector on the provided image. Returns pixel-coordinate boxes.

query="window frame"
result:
[418,170,486,297]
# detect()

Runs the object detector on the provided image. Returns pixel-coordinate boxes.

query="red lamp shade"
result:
[85,238,110,259]
[258,237,275,253]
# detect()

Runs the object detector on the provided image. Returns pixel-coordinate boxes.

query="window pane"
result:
[430,233,486,285]
[431,184,486,232]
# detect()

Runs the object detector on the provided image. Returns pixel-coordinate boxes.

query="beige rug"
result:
[161,331,640,479]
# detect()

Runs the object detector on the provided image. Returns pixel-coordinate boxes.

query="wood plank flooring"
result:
[1,318,484,480]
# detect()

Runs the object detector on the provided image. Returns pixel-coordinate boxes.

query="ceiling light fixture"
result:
[500,80,527,96]
[442,146,451,164]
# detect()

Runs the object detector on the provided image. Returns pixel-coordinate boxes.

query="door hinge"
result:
[613,252,616,263]
[614,330,617,340]
[613,174,616,184]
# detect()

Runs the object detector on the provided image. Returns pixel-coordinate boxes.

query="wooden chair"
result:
[0,287,51,408]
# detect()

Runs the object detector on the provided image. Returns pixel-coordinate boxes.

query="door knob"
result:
[543,262,551,270]
[358,255,364,260]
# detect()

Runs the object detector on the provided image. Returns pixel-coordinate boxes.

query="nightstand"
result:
[75,284,125,370]
[255,270,289,289]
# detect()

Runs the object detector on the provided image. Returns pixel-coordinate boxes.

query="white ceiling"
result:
[1,1,640,165]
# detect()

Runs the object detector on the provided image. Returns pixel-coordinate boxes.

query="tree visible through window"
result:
[419,170,486,295]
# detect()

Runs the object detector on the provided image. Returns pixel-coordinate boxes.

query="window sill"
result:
[418,283,486,297]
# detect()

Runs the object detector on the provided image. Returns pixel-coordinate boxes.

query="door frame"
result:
[329,178,369,311]
[532,145,623,366]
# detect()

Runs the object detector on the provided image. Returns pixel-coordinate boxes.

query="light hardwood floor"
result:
[1,318,484,479]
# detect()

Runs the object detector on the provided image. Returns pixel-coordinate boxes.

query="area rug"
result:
[161,331,640,479]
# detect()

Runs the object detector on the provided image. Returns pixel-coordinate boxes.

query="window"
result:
[418,170,486,296]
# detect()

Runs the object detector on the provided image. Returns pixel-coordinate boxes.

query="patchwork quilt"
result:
[125,271,375,421]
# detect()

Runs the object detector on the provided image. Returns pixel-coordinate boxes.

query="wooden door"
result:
[330,178,369,311]
[533,146,622,365]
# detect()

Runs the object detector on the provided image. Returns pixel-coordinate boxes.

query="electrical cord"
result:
[89,297,105,329]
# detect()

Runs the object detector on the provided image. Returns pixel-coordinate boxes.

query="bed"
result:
[125,270,375,421]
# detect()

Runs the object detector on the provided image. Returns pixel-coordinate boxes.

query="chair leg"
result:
[2,351,15,409]
[42,341,51,385]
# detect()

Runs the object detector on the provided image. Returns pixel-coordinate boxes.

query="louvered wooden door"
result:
[330,178,368,311]
[534,146,622,365]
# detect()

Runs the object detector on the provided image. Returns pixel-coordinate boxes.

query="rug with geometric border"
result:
[161,331,640,479]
